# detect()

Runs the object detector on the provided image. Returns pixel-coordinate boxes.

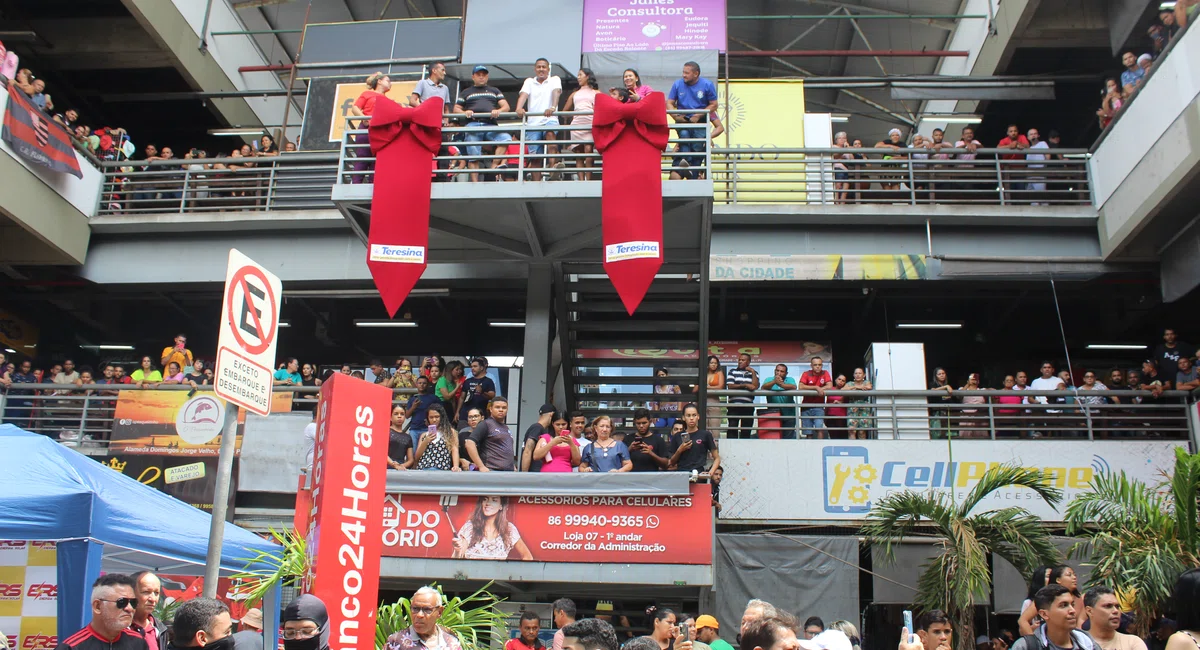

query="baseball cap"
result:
[242,608,264,629]
[1137,53,1153,64]
[976,637,991,645]
[539,403,556,415]
[473,65,489,74]
[695,615,719,630]
[810,630,852,650]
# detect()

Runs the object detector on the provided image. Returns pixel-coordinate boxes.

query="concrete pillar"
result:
[518,264,554,434]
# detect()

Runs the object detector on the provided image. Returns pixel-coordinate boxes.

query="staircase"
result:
[555,262,707,427]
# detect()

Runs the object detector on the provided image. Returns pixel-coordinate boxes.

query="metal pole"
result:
[277,1,311,148]
[203,403,240,598]
[726,49,970,57]
[199,0,215,54]
[210,29,303,36]
[727,14,989,20]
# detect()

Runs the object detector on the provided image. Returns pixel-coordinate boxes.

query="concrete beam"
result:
[0,151,91,266]
[518,264,554,437]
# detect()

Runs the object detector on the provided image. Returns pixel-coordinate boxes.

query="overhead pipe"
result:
[210,29,303,36]
[728,14,988,20]
[239,64,293,73]
[727,49,970,57]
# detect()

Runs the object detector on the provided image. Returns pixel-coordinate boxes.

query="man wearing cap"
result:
[520,403,558,472]
[454,65,511,182]
[695,616,733,650]
[232,608,265,650]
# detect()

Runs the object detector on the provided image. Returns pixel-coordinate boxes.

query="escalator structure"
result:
[556,262,709,426]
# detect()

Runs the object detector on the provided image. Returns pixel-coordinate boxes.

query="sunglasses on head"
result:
[99,597,136,609]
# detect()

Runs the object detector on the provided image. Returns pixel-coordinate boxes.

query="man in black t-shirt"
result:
[627,408,670,472]
[668,404,721,474]
[520,403,557,472]
[454,65,512,182]
[460,357,497,421]
[1153,328,1196,371]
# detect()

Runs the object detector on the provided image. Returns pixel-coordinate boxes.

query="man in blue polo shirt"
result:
[667,61,717,180]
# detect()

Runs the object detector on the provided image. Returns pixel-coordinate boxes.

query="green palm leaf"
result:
[375,583,507,650]
[862,462,1061,650]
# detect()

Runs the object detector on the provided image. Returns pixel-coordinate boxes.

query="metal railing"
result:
[95,152,339,216]
[709,147,1093,206]
[338,110,713,185]
[90,144,1093,215]
[693,388,1194,441]
[0,383,414,453]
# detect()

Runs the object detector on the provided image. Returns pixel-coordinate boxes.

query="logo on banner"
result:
[25,584,56,600]
[23,635,57,649]
[0,582,22,599]
[605,241,660,263]
[370,244,426,264]
[175,395,226,444]
[821,445,1109,514]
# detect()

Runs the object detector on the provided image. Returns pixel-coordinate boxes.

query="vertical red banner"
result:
[303,374,392,650]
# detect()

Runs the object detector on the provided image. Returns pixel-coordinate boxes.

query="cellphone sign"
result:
[214,249,282,416]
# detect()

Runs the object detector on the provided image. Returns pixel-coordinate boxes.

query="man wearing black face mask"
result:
[168,599,234,650]
[282,595,330,650]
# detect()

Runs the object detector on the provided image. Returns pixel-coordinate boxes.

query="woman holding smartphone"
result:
[414,404,461,471]
[648,608,687,650]
[534,411,581,472]
[579,415,631,472]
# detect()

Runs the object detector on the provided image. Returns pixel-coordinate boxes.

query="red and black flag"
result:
[2,88,82,178]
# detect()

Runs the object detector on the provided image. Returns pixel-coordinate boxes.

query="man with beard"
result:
[168,599,233,650]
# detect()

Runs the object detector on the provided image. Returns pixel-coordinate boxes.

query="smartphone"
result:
[674,628,688,650]
[680,432,691,446]
[903,610,915,644]
[823,445,871,514]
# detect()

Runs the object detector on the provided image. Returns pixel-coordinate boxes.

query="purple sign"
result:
[583,0,727,53]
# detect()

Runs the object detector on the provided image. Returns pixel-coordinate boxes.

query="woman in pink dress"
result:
[534,412,581,472]
[564,68,599,180]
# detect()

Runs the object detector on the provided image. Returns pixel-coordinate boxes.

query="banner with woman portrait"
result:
[380,484,712,565]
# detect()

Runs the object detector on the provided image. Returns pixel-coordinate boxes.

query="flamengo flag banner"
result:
[592,92,670,315]
[303,373,392,650]
[365,96,444,316]
[1,88,82,179]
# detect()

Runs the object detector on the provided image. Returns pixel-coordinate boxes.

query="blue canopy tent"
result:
[0,425,283,647]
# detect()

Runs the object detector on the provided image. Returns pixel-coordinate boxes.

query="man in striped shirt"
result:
[725,353,759,439]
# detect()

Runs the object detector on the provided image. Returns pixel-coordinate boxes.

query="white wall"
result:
[0,85,103,217]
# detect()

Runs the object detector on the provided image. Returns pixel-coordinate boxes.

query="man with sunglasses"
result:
[384,587,463,650]
[58,574,148,650]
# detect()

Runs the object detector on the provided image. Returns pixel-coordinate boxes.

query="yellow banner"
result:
[329,81,417,143]
[715,80,806,203]
[0,541,57,649]
[0,309,38,356]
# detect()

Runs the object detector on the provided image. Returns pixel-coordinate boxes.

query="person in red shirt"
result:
[997,124,1031,197]
[347,71,393,184]
[798,356,833,438]
[505,612,544,650]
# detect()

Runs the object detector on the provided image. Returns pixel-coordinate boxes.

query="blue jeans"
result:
[673,127,706,173]
[464,122,512,162]
[802,407,825,437]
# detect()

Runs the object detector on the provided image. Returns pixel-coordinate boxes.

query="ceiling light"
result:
[208,128,270,137]
[3,348,15,354]
[354,319,418,328]
[284,288,449,298]
[278,321,291,328]
[758,320,827,330]
[935,116,983,124]
[81,344,136,350]
[1086,344,1147,350]
[488,319,526,328]
[830,115,850,123]
[895,321,963,329]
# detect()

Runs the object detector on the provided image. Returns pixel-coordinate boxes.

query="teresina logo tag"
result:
[370,244,426,264]
[605,241,661,263]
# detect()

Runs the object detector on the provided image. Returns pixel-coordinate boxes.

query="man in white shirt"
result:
[515,58,562,181]
[1029,361,1065,438]
[1026,128,1050,201]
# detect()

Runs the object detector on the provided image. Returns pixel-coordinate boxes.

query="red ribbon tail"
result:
[604,257,663,315]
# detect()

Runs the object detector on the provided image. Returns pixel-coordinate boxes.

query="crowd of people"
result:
[1098,8,1191,130]
[38,567,1200,650]
[1,328,1196,446]
[348,59,720,183]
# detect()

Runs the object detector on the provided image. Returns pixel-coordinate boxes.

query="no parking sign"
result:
[214,249,282,416]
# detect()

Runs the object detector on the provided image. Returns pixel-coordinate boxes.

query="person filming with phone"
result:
[668,403,720,477]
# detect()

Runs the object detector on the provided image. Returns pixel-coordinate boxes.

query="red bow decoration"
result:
[366,96,444,317]
[592,92,670,315]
